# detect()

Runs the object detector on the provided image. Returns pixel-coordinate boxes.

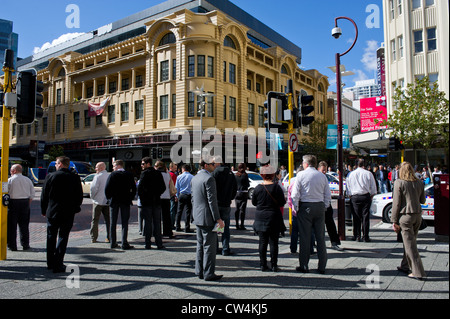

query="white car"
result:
[233,171,263,199]
[281,173,345,198]
[370,183,434,223]
[81,173,96,197]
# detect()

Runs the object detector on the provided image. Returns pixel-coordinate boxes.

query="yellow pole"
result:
[287,89,294,235]
[1,64,13,260]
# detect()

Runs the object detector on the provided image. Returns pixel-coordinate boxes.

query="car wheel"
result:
[248,188,254,200]
[382,203,392,223]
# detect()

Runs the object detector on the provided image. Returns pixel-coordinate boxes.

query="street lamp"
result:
[332,17,358,241]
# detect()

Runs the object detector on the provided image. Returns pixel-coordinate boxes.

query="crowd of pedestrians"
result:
[6,154,445,281]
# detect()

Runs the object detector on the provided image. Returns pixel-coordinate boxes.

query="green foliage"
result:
[48,145,65,161]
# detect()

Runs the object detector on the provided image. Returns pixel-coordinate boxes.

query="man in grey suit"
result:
[191,157,225,281]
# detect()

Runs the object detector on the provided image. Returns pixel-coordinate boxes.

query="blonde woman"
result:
[391,162,426,280]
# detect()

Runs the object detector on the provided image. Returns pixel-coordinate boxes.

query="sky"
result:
[1,0,384,91]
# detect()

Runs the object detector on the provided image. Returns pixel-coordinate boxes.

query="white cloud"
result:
[360,40,379,72]
[33,32,85,54]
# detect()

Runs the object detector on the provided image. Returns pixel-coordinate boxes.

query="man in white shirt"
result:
[7,164,35,251]
[291,155,331,274]
[90,162,110,243]
[345,159,377,242]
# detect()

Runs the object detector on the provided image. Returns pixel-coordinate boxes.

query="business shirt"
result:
[8,173,35,200]
[175,171,193,198]
[90,170,110,205]
[290,166,331,211]
[345,167,377,197]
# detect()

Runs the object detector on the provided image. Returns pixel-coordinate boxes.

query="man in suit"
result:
[105,159,136,250]
[41,156,83,273]
[191,157,225,281]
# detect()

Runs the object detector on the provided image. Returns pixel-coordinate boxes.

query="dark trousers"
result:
[195,225,218,280]
[234,192,248,227]
[7,199,31,250]
[161,198,173,237]
[257,230,279,267]
[46,214,75,269]
[350,193,371,240]
[110,204,131,247]
[176,194,192,230]
[325,204,340,245]
[141,204,163,247]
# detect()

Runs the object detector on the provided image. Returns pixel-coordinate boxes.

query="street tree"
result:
[380,76,449,175]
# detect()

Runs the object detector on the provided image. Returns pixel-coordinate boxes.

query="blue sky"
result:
[2,0,384,91]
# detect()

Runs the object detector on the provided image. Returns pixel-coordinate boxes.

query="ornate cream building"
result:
[5,0,329,171]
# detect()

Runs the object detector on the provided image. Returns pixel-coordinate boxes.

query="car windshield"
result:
[74,162,95,175]
[248,173,263,181]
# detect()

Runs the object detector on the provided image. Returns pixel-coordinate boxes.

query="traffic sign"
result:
[289,133,298,152]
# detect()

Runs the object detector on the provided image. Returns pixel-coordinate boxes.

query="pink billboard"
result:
[360,96,388,132]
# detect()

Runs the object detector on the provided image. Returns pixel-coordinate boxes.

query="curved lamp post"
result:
[332,17,358,241]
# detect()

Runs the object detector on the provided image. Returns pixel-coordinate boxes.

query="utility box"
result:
[433,174,449,241]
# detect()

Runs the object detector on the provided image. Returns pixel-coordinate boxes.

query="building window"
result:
[224,36,237,49]
[56,88,62,105]
[427,28,436,51]
[159,32,176,46]
[207,94,214,117]
[42,118,47,134]
[109,81,117,93]
[160,60,169,82]
[223,61,227,82]
[73,111,80,129]
[172,59,177,80]
[188,92,195,117]
[248,103,254,126]
[87,86,93,98]
[188,56,195,77]
[426,0,434,6]
[258,106,264,127]
[108,105,115,124]
[413,30,423,53]
[12,123,16,137]
[96,115,102,126]
[229,97,236,121]
[398,35,404,58]
[390,0,395,19]
[84,110,91,127]
[428,73,438,83]
[122,78,129,90]
[172,94,176,119]
[197,55,205,77]
[19,125,23,137]
[229,63,236,84]
[391,39,396,61]
[135,100,144,120]
[397,0,402,15]
[412,0,421,9]
[27,124,31,136]
[223,96,227,120]
[56,114,61,133]
[207,56,214,78]
[97,84,105,96]
[136,75,143,87]
[121,102,129,122]
[160,95,169,120]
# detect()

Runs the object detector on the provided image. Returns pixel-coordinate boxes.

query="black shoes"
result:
[205,274,223,281]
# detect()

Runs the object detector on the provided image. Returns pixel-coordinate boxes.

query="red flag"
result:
[88,97,110,117]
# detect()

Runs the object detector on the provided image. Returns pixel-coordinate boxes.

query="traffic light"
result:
[157,147,163,159]
[388,137,404,151]
[264,92,288,133]
[16,71,44,124]
[298,92,315,128]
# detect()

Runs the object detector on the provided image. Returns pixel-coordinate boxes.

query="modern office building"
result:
[2,0,329,171]
[352,0,448,166]
[0,19,18,75]
[343,79,379,101]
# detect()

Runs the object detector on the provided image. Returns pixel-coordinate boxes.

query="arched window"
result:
[58,67,66,77]
[159,32,176,46]
[318,83,324,92]
[281,65,289,75]
[224,36,237,49]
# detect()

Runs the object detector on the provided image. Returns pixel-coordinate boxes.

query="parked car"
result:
[370,183,434,223]
[233,171,263,199]
[81,173,96,197]
[47,161,95,178]
[281,173,345,198]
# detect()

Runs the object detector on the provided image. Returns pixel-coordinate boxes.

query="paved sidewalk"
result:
[0,218,448,304]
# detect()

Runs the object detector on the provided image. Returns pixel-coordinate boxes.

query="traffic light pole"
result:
[287,82,294,235]
[1,63,13,260]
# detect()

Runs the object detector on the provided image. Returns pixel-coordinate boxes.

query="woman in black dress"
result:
[235,163,250,230]
[251,165,286,272]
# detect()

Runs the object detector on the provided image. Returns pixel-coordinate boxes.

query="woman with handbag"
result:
[391,161,427,280]
[251,165,286,272]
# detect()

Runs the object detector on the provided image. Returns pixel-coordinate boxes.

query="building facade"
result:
[4,0,329,172]
[0,19,18,75]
